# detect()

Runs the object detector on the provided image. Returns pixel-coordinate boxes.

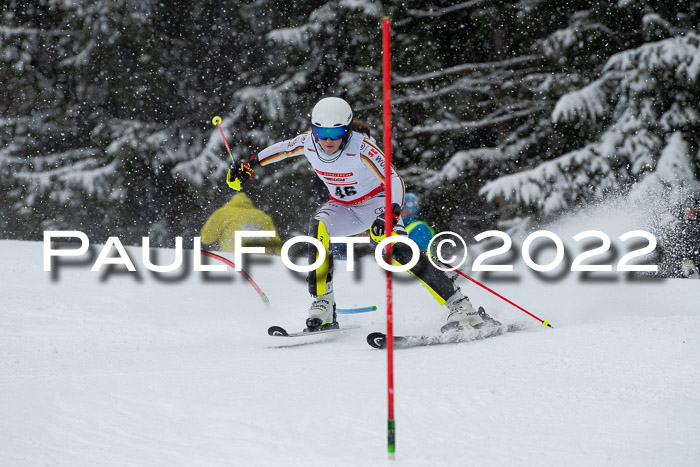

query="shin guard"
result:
[308,218,333,296]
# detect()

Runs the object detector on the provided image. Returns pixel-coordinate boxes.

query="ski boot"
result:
[305,291,338,332]
[441,290,499,333]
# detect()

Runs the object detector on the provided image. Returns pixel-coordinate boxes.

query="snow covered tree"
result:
[3,0,699,246]
[178,0,388,238]
[0,0,288,244]
[382,0,562,235]
[474,1,700,230]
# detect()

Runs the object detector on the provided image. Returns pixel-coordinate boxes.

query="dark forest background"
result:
[1,0,699,246]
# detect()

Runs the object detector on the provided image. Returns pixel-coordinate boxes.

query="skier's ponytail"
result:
[352,120,371,138]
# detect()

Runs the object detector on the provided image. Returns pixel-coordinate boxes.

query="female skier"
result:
[228,97,495,332]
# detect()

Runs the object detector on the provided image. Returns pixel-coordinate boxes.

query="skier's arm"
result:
[257,133,308,166]
[370,203,401,242]
[227,155,258,190]
[360,138,405,206]
[387,163,406,207]
[227,133,308,190]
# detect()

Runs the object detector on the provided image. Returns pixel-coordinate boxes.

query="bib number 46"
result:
[334,186,357,199]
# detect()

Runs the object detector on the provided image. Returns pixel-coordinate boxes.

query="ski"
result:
[366,323,525,349]
[267,304,374,346]
[268,324,361,339]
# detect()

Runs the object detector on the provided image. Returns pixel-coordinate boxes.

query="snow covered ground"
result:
[2,201,700,466]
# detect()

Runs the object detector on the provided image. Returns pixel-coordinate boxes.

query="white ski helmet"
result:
[311,97,353,129]
[311,97,354,156]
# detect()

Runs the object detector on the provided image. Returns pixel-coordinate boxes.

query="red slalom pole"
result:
[382,16,396,460]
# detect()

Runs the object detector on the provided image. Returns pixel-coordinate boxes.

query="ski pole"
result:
[421,245,552,328]
[212,116,244,191]
[337,306,378,314]
[212,116,235,163]
[200,249,270,307]
[451,268,552,328]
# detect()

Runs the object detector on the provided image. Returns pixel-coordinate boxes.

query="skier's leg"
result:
[305,216,336,330]
[392,241,456,305]
[304,201,378,330]
[392,240,496,330]
[307,216,333,297]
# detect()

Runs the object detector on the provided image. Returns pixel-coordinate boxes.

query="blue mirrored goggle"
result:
[313,125,346,141]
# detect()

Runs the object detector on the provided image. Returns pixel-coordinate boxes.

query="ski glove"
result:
[227,156,256,191]
[370,203,401,242]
